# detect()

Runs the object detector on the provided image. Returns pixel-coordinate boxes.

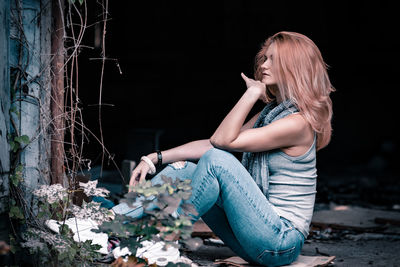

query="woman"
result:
[127,31,334,266]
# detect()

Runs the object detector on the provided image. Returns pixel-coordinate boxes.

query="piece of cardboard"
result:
[214,255,336,267]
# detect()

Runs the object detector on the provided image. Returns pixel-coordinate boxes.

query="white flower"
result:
[68,201,110,224]
[25,228,70,254]
[79,180,109,197]
[20,238,46,251]
[33,184,68,204]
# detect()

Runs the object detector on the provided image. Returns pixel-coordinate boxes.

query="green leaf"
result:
[58,251,68,261]
[141,225,159,238]
[10,106,20,116]
[10,174,19,187]
[15,164,23,172]
[79,0,83,5]
[59,224,71,236]
[14,135,29,145]
[10,164,23,186]
[9,206,24,219]
[20,135,30,144]
[68,247,76,261]
[96,215,129,238]
[9,234,19,254]
[37,210,48,219]
[9,141,18,152]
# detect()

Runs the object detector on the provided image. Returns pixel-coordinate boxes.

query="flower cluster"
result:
[33,183,68,204]
[68,201,112,225]
[22,228,70,254]
[79,180,109,197]
[20,238,46,252]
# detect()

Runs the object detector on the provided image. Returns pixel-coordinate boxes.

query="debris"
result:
[344,233,400,241]
[204,238,225,246]
[45,218,109,254]
[214,256,248,267]
[374,216,400,226]
[311,205,400,231]
[192,219,216,239]
[315,247,331,257]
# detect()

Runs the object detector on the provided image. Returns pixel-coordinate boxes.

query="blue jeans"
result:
[113,148,304,266]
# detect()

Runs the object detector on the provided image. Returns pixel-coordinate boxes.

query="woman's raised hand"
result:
[241,72,268,103]
[128,160,151,192]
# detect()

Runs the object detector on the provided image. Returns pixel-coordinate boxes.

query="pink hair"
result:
[254,31,335,150]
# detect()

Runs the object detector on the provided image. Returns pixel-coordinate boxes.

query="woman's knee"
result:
[201,148,238,166]
[152,161,196,185]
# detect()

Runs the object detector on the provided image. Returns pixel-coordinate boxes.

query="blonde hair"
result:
[254,31,335,150]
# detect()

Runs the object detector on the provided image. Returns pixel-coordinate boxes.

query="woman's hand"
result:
[128,159,152,192]
[241,72,268,103]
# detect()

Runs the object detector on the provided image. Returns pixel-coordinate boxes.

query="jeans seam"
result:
[191,183,205,208]
[213,165,281,234]
[257,246,296,260]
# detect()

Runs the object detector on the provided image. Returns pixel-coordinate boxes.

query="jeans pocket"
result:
[257,246,296,267]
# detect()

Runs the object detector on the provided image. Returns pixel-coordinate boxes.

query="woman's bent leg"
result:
[202,204,256,264]
[187,148,304,266]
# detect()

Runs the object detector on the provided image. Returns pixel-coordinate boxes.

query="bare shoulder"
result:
[281,112,309,130]
[279,113,314,156]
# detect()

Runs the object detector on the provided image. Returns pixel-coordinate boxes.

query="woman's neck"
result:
[268,85,282,103]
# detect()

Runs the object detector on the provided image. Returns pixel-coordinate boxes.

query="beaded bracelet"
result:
[141,156,156,174]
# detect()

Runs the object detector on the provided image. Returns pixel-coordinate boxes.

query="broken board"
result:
[192,219,216,238]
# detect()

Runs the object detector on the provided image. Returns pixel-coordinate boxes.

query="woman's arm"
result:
[129,139,213,189]
[210,73,267,148]
[210,73,311,153]
[148,139,213,165]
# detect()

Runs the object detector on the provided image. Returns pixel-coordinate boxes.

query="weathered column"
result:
[50,0,65,185]
[9,0,52,206]
[0,0,11,213]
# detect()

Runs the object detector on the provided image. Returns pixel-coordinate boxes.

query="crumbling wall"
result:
[0,0,52,213]
[9,0,52,207]
[0,0,11,213]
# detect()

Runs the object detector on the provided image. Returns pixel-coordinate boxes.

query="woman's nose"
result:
[261,60,269,69]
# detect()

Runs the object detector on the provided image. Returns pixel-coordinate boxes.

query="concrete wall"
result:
[0,0,52,213]
[0,0,11,213]
[10,0,52,207]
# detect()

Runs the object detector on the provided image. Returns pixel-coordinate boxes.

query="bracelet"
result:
[156,150,163,168]
[140,156,156,175]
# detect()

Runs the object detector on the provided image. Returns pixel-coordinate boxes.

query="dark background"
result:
[77,1,398,206]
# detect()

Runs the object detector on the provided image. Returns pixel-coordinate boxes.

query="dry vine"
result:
[8,0,125,263]
[7,1,202,266]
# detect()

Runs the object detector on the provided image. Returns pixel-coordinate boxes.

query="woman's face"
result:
[260,43,277,86]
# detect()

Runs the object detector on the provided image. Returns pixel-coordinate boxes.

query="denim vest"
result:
[242,100,317,238]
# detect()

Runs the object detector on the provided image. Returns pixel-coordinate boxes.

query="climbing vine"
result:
[6,0,199,266]
[6,0,122,264]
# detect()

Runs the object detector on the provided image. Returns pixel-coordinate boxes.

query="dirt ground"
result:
[182,237,400,267]
[1,162,398,267]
